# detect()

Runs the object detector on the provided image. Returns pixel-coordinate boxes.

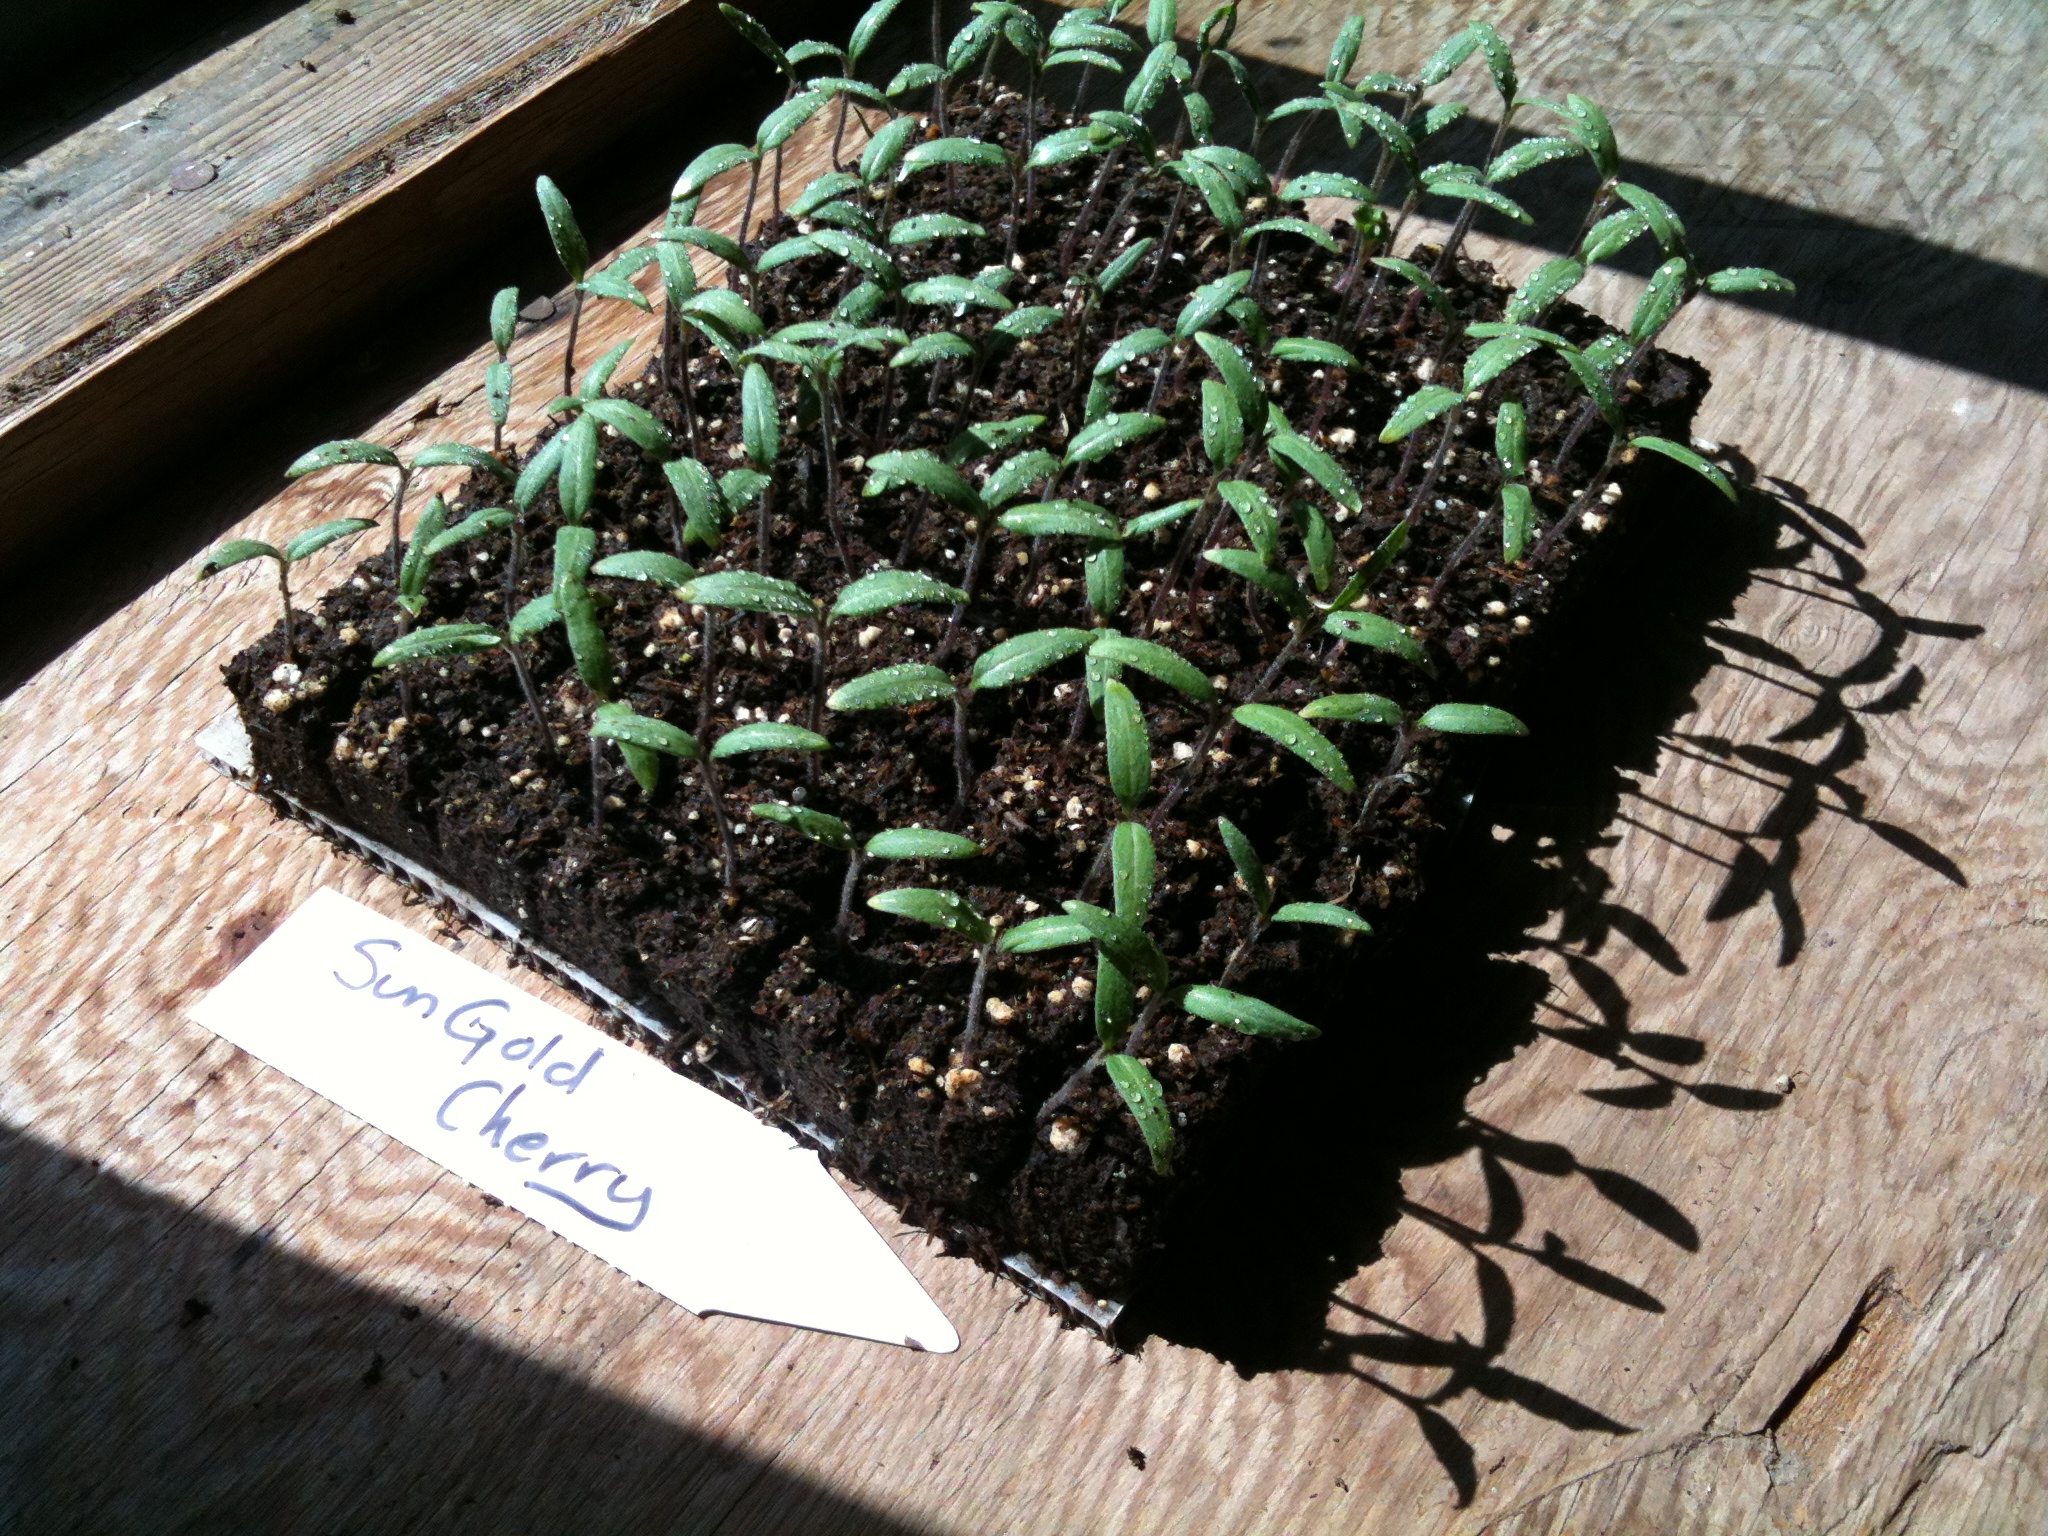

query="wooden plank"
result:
[0,0,623,389]
[4,4,2046,1531]
[0,0,849,572]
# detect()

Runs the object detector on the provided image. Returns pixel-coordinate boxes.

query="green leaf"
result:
[1087,634,1213,703]
[1581,206,1649,265]
[513,434,565,513]
[672,142,756,201]
[1103,1054,1173,1173]
[830,568,966,619]
[903,136,1009,172]
[756,235,823,272]
[980,448,1059,507]
[591,705,701,774]
[1613,182,1688,257]
[1204,547,1305,617]
[553,525,611,698]
[485,360,512,427]
[1418,25,1479,87]
[201,539,280,576]
[1422,176,1531,224]
[1630,256,1691,345]
[867,887,994,945]
[286,438,398,477]
[1126,497,1202,537]
[1044,45,1126,73]
[489,285,519,354]
[1124,41,1186,115]
[579,268,654,311]
[888,213,987,245]
[865,827,980,859]
[810,228,898,283]
[969,628,1095,690]
[903,275,1014,311]
[1094,327,1173,377]
[1502,482,1535,561]
[1558,346,1623,429]
[1322,609,1428,668]
[993,305,1063,340]
[1095,237,1154,296]
[665,457,729,547]
[740,362,780,469]
[535,175,589,281]
[372,623,504,667]
[509,593,558,641]
[1001,501,1121,540]
[1059,900,1168,991]
[1064,411,1166,465]
[1417,702,1528,735]
[848,0,902,64]
[584,398,675,456]
[1505,256,1585,322]
[890,331,976,367]
[1321,513,1410,614]
[1000,914,1093,953]
[1495,400,1529,478]
[1268,433,1361,511]
[829,663,955,710]
[1233,703,1354,790]
[421,507,509,561]
[720,3,790,72]
[751,801,855,849]
[865,449,983,515]
[859,115,918,183]
[1270,337,1360,371]
[1174,269,1252,339]
[557,413,600,523]
[789,171,860,218]
[1273,901,1371,932]
[1299,691,1402,724]
[1631,435,1737,501]
[591,550,696,587]
[1422,100,1468,136]
[886,61,948,97]
[1370,256,1454,318]
[679,288,765,338]
[712,721,831,758]
[1704,266,1795,296]
[1103,679,1151,812]
[1279,171,1373,203]
[1217,480,1280,564]
[1323,10,1361,78]
[1380,385,1463,444]
[579,337,635,400]
[1463,333,1544,393]
[1085,545,1125,623]
[1187,334,1260,432]
[1243,217,1339,252]
[1486,135,1581,184]
[283,517,378,563]
[759,89,831,151]
[412,441,514,479]
[1198,379,1244,470]
[1181,985,1318,1038]
[678,570,814,618]
[1111,819,1156,921]
[1030,124,1114,167]
[1215,816,1270,917]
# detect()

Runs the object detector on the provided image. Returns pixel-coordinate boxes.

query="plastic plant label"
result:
[187,887,958,1352]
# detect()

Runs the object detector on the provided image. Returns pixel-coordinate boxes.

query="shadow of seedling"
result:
[1120,455,1977,1506]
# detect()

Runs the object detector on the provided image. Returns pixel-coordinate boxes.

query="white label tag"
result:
[187,887,957,1352]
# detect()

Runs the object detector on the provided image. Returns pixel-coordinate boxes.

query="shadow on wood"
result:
[0,1121,928,1535]
[1116,451,1980,1508]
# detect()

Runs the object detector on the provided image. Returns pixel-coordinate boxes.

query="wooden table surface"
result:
[3,3,2044,1531]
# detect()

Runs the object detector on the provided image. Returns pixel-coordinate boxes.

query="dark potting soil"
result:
[222,81,1708,1306]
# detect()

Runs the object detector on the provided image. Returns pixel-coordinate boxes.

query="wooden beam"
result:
[0,0,848,573]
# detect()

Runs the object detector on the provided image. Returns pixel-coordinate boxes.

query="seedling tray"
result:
[204,11,1762,1315]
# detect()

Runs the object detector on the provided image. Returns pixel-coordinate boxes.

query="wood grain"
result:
[4,5,2045,1531]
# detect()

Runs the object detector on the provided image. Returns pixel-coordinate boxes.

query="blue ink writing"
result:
[435,1079,653,1233]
